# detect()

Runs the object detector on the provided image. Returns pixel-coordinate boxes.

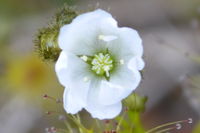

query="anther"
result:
[83,77,89,82]
[80,55,88,62]
[91,53,113,77]
[98,35,105,40]
[104,66,111,77]
[98,35,117,42]
[105,70,110,77]
[120,59,124,65]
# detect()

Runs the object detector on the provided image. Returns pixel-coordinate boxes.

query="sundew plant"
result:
[34,5,193,133]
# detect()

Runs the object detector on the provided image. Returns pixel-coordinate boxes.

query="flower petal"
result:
[85,79,122,119]
[85,102,122,120]
[128,57,145,71]
[63,77,91,114]
[56,51,91,114]
[118,27,143,57]
[55,51,69,86]
[55,51,90,86]
[63,88,82,114]
[105,27,143,65]
[58,9,117,55]
[96,27,144,106]
[98,66,142,105]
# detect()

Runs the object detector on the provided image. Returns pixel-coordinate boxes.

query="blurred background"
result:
[0,0,200,132]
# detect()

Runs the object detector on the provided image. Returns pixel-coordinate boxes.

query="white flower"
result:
[55,9,144,120]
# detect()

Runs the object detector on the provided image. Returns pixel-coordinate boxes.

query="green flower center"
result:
[91,53,114,77]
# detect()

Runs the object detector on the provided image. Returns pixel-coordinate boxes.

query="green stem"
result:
[76,114,84,133]
[128,111,145,133]
[95,119,102,132]
[134,92,137,112]
[64,120,73,133]
[66,114,85,132]
[116,111,126,132]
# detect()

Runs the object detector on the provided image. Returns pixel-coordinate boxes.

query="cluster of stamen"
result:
[91,53,113,77]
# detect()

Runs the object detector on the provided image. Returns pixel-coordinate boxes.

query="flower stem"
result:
[65,114,86,133]
[116,111,126,132]
[64,120,73,133]
[76,114,84,133]
[95,119,102,132]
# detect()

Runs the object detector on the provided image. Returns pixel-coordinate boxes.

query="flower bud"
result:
[52,5,78,28]
[34,5,78,62]
[123,93,147,112]
[35,26,61,61]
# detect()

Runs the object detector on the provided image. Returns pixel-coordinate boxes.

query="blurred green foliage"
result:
[193,122,200,133]
[0,0,76,17]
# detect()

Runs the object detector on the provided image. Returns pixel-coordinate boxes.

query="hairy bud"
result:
[34,5,78,62]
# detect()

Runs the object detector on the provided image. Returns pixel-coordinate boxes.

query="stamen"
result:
[83,77,89,82]
[105,70,110,77]
[104,65,111,77]
[98,35,105,40]
[91,53,113,77]
[80,55,88,62]
[98,35,117,42]
[120,59,124,65]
